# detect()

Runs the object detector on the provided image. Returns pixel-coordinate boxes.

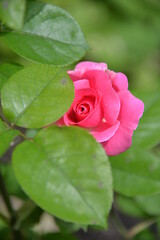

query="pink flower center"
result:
[67,96,95,123]
[74,97,94,122]
[76,103,90,115]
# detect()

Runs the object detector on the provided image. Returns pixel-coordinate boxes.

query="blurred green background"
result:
[0,0,160,91]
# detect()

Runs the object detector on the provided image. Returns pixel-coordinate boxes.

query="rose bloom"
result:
[58,62,144,156]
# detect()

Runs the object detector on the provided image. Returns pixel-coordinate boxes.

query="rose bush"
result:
[58,61,144,156]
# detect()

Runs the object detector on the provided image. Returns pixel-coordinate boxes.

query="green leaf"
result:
[110,149,160,196]
[2,1,89,65]
[0,227,10,240]
[132,91,160,150]
[55,218,86,234]
[0,119,18,157]
[133,229,155,240]
[41,233,78,240]
[0,0,26,30]
[0,63,22,91]
[135,193,160,216]
[1,65,74,128]
[24,230,39,240]
[18,202,43,229]
[12,126,113,227]
[157,218,160,238]
[0,163,26,199]
[25,129,39,139]
[0,218,7,229]
[116,195,146,218]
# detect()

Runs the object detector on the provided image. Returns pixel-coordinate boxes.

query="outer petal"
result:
[68,61,107,82]
[83,69,110,92]
[67,69,82,82]
[91,120,120,142]
[83,70,120,124]
[112,72,128,92]
[118,91,144,130]
[74,79,90,91]
[75,61,107,71]
[56,117,65,126]
[103,126,133,156]
[103,83,120,125]
[103,91,144,156]
[107,70,116,80]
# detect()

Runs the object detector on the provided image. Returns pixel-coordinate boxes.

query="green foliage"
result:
[17,201,43,229]
[110,149,160,196]
[0,163,26,198]
[157,218,160,238]
[55,218,86,234]
[0,0,26,30]
[116,195,146,218]
[25,129,39,138]
[136,193,160,216]
[133,229,155,240]
[2,1,89,65]
[0,119,19,157]
[117,193,160,219]
[0,63,22,91]
[132,91,160,150]
[0,227,10,240]
[110,91,160,197]
[1,65,74,128]
[12,126,113,227]
[41,233,78,240]
[0,218,10,240]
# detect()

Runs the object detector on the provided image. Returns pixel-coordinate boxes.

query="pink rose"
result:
[58,61,144,156]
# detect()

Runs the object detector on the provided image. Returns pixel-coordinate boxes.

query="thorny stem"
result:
[0,167,22,240]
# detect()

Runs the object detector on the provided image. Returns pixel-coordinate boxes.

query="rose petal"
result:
[74,88,97,103]
[74,79,90,91]
[67,69,82,82]
[91,120,120,142]
[104,91,144,156]
[63,89,102,128]
[63,102,102,128]
[73,98,95,122]
[83,70,121,125]
[103,126,133,156]
[107,70,116,80]
[118,90,144,130]
[68,62,107,82]
[56,117,65,126]
[75,61,107,71]
[112,72,128,92]
[78,101,102,127]
[103,83,121,125]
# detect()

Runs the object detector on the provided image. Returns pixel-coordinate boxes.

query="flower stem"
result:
[126,218,157,239]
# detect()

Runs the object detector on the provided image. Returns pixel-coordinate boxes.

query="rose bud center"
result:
[76,103,90,115]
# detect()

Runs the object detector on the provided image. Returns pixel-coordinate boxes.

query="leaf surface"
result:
[13,126,113,227]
